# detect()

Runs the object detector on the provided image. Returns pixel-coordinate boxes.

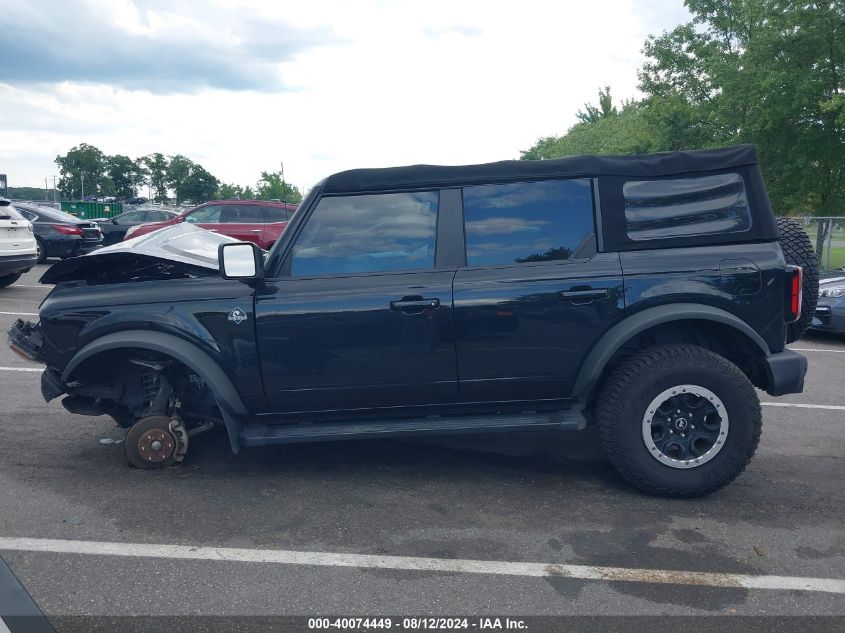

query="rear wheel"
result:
[35,238,46,264]
[596,344,761,497]
[0,272,22,288]
[776,217,818,343]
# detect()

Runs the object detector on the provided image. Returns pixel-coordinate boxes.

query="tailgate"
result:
[0,217,35,256]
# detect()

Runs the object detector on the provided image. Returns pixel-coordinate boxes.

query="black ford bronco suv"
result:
[9,145,818,497]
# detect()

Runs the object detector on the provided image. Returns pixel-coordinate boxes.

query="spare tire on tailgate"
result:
[776,217,818,343]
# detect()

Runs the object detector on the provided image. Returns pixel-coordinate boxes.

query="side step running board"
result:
[239,410,585,447]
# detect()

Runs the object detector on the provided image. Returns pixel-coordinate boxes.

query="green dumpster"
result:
[60,201,123,219]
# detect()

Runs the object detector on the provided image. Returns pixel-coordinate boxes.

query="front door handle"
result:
[558,288,609,302]
[390,297,441,312]
[250,229,262,233]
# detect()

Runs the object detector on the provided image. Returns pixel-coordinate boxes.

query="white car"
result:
[0,199,38,288]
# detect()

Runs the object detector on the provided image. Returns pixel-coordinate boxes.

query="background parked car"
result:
[124,199,297,250]
[0,198,37,288]
[812,268,845,335]
[13,202,103,263]
[93,208,180,246]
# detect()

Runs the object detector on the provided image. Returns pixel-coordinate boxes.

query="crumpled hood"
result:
[40,223,238,285]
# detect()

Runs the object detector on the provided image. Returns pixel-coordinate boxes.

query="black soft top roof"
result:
[322,145,759,194]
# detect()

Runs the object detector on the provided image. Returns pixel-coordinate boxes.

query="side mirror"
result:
[219,242,264,281]
[111,218,118,224]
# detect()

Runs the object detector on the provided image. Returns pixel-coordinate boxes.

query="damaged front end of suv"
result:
[8,224,253,468]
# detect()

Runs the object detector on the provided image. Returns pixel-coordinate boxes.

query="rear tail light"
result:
[785,265,802,323]
[50,224,83,236]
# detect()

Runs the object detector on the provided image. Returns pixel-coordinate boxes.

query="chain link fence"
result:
[786,217,845,273]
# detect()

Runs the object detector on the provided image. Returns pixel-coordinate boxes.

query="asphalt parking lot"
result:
[1,264,844,627]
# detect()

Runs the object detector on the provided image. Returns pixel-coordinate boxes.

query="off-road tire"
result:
[776,217,818,343]
[596,344,761,498]
[125,415,180,470]
[0,273,22,288]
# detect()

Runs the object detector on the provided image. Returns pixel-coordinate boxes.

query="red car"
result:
[123,200,297,250]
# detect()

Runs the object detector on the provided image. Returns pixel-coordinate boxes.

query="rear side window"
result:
[290,192,438,276]
[463,179,595,266]
[262,206,291,223]
[2,205,25,220]
[624,173,751,241]
[220,205,263,223]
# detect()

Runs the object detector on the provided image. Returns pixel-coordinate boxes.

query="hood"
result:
[41,223,238,285]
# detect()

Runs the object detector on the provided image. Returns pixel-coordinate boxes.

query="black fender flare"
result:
[571,303,771,400]
[61,330,247,451]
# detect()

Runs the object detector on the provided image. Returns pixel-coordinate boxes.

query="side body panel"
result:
[621,242,788,353]
[254,269,458,413]
[453,253,625,401]
[38,278,268,411]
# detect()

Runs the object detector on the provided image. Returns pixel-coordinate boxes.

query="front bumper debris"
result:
[7,318,45,364]
[41,367,65,402]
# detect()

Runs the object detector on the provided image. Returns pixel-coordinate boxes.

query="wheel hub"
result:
[137,428,176,463]
[642,385,729,469]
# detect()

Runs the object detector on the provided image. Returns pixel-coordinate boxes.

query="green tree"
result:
[576,86,617,123]
[256,170,302,203]
[142,153,170,202]
[55,143,105,199]
[180,164,219,204]
[522,0,845,218]
[521,92,661,159]
[166,155,195,203]
[105,155,140,199]
[217,183,256,199]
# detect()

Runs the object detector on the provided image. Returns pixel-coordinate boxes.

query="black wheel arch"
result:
[572,303,771,402]
[61,330,247,452]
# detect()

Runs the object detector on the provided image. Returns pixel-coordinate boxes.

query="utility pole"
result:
[44,177,48,201]
[280,161,285,203]
[51,176,58,203]
[81,173,84,201]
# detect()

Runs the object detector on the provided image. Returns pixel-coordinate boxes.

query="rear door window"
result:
[290,192,438,276]
[623,173,751,241]
[462,179,596,266]
[219,204,263,223]
[262,206,291,223]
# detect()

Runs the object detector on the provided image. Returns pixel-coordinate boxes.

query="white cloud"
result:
[1,0,690,192]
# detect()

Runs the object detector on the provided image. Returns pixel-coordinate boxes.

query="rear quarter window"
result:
[262,206,290,223]
[2,205,25,220]
[624,173,751,241]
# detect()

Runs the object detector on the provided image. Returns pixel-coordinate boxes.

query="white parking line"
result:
[761,402,845,411]
[0,367,41,372]
[0,536,842,594]
[8,284,50,289]
[791,347,845,353]
[0,311,38,316]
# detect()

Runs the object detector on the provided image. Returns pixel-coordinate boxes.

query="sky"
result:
[0,0,691,193]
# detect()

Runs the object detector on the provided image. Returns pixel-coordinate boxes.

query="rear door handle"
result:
[250,229,262,233]
[558,289,609,301]
[390,298,441,312]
